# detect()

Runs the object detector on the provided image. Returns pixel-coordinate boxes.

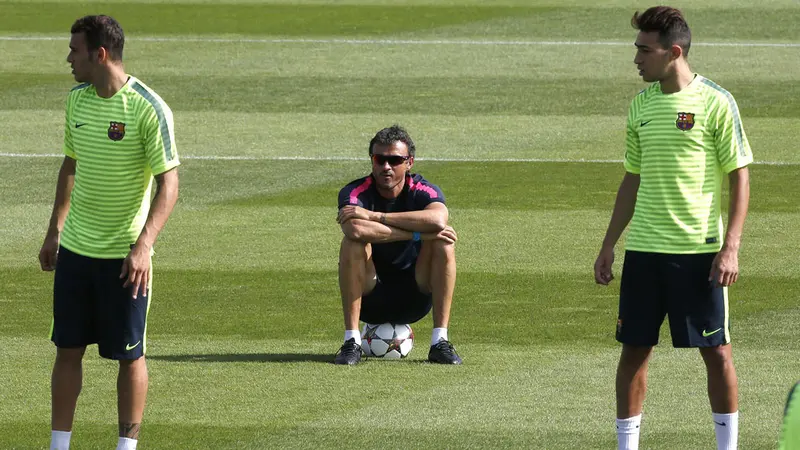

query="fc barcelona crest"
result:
[676,112,695,131]
[108,121,126,141]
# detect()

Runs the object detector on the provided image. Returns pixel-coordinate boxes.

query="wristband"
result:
[412,231,421,242]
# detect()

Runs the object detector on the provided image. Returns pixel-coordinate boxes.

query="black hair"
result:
[368,125,416,158]
[71,15,125,61]
[632,6,691,56]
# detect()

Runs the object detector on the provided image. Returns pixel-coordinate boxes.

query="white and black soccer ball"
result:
[361,323,414,359]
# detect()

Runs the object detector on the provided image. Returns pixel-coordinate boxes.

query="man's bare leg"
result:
[416,239,456,329]
[700,344,739,450]
[335,236,376,364]
[338,236,376,330]
[416,239,460,363]
[615,344,652,450]
[117,357,148,449]
[50,346,85,449]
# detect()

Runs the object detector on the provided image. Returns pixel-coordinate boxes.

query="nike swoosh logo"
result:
[125,341,141,351]
[640,120,652,127]
[702,328,722,337]
[714,421,727,426]
[75,123,88,128]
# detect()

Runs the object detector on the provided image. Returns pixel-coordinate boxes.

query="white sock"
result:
[116,437,138,450]
[431,327,448,345]
[616,414,641,450]
[344,329,361,346]
[50,430,71,450]
[713,411,738,450]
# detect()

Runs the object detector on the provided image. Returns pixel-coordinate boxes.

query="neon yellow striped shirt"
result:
[61,76,180,258]
[624,75,753,254]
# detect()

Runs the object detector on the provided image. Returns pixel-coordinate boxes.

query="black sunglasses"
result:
[371,154,410,166]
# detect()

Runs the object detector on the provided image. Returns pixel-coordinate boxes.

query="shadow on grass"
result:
[148,353,333,363]
[149,353,444,365]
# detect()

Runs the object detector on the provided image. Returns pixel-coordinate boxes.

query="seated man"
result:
[334,125,461,366]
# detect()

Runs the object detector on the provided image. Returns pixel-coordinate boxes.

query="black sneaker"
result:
[334,338,362,365]
[428,339,462,365]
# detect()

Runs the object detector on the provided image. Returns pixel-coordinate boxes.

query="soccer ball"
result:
[362,323,414,359]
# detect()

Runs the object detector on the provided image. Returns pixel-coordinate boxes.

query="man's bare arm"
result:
[601,172,640,250]
[341,219,412,243]
[341,219,457,244]
[39,156,76,271]
[337,203,448,233]
[594,171,640,285]
[379,203,448,232]
[121,167,179,298]
[709,166,749,287]
[135,168,180,250]
[722,167,749,252]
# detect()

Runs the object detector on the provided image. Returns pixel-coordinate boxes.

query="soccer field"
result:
[1,0,799,448]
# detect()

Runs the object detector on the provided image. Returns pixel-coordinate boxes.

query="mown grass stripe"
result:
[0,153,795,166]
[3,35,800,47]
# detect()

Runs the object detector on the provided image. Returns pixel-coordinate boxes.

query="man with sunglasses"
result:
[334,125,461,365]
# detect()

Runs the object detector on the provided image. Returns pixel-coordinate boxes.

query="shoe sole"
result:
[428,358,462,365]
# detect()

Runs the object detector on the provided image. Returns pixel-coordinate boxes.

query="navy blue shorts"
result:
[360,270,432,325]
[51,246,150,360]
[617,251,730,348]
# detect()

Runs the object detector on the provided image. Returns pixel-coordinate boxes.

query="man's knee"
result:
[55,347,86,365]
[119,356,147,372]
[340,236,370,261]
[431,238,455,260]
[619,345,652,368]
[700,344,734,371]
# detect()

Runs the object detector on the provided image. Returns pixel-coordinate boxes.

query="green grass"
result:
[1,2,799,41]
[7,72,800,118]
[1,0,799,448]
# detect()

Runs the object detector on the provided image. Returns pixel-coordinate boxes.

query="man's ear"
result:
[95,46,109,64]
[670,44,683,61]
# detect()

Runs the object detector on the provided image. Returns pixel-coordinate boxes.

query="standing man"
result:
[39,15,179,450]
[335,125,461,366]
[593,7,752,450]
